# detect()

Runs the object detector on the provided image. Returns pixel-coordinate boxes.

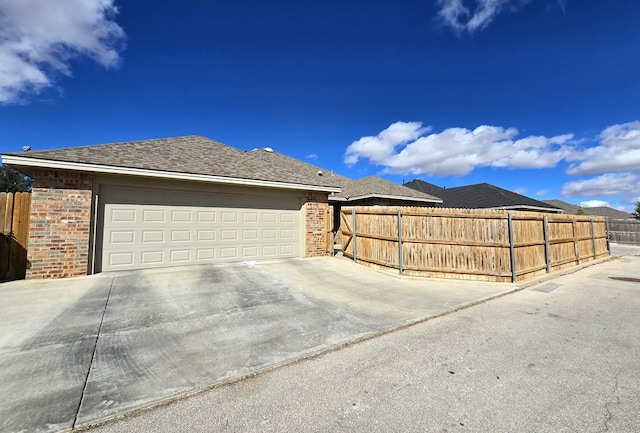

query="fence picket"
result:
[0,192,32,281]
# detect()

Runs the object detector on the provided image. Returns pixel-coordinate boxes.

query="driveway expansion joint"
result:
[72,275,116,430]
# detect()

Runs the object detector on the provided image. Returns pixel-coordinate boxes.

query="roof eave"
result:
[1,155,342,194]
[346,193,442,203]
[488,205,564,213]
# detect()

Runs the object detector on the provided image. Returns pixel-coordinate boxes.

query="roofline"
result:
[487,205,564,213]
[345,193,442,203]
[1,155,342,194]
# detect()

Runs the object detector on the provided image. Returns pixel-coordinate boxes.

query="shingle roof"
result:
[4,135,341,188]
[344,176,441,202]
[404,179,562,212]
[245,149,440,202]
[544,199,634,219]
[2,135,441,203]
[543,200,580,214]
[403,179,446,197]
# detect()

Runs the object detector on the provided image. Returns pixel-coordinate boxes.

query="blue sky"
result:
[1,0,639,211]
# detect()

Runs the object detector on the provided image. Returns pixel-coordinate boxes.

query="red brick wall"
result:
[304,191,329,257]
[27,169,94,279]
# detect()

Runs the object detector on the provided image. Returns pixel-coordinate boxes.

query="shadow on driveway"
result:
[0,257,514,432]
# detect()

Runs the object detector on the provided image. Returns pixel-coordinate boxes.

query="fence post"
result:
[352,208,357,262]
[543,215,551,273]
[397,208,403,276]
[508,213,516,283]
[605,218,611,254]
[572,219,580,264]
[590,219,597,260]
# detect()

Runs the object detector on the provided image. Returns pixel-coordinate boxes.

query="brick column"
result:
[27,169,94,279]
[304,191,329,257]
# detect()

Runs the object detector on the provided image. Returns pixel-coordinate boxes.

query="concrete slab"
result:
[0,275,114,433]
[0,257,514,432]
[86,247,640,433]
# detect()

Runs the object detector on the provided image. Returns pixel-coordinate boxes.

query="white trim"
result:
[1,155,342,193]
[488,205,564,213]
[344,193,442,203]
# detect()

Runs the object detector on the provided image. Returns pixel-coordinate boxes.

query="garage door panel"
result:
[280,214,295,224]
[109,252,134,267]
[280,229,295,239]
[143,209,165,223]
[170,250,191,262]
[280,245,295,255]
[110,231,135,244]
[141,250,164,265]
[197,230,215,241]
[243,212,259,223]
[198,211,216,222]
[100,186,301,271]
[110,208,136,223]
[220,247,239,259]
[262,213,277,223]
[243,229,258,240]
[196,248,215,260]
[170,230,191,242]
[142,230,164,243]
[221,212,238,223]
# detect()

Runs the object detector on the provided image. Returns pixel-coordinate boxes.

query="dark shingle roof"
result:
[403,179,446,197]
[544,200,634,219]
[404,179,562,211]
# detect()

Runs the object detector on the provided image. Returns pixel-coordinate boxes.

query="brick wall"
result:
[27,169,94,279]
[304,191,330,257]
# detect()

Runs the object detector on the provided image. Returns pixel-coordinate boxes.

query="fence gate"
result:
[0,192,31,281]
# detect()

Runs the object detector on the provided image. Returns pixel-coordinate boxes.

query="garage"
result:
[2,135,341,279]
[97,184,303,272]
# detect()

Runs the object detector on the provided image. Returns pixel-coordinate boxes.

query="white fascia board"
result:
[1,155,342,194]
[489,205,564,213]
[346,193,443,203]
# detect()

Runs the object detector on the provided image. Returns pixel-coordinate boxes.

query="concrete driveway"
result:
[0,256,514,433]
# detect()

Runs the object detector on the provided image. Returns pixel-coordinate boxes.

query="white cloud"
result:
[536,189,549,197]
[579,200,610,208]
[344,121,429,166]
[0,0,125,103]
[566,121,640,175]
[561,173,639,198]
[436,0,532,34]
[306,153,318,160]
[344,121,573,177]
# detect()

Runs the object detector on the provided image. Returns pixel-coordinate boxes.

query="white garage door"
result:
[99,185,302,272]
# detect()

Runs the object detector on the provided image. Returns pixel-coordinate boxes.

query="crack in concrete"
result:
[601,375,621,432]
[72,275,115,429]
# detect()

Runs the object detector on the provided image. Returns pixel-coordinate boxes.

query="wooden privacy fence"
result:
[607,219,640,245]
[0,192,31,281]
[340,207,609,283]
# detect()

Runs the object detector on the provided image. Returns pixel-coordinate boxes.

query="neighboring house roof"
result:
[244,148,441,203]
[544,199,634,219]
[404,179,562,212]
[2,135,441,204]
[342,176,440,202]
